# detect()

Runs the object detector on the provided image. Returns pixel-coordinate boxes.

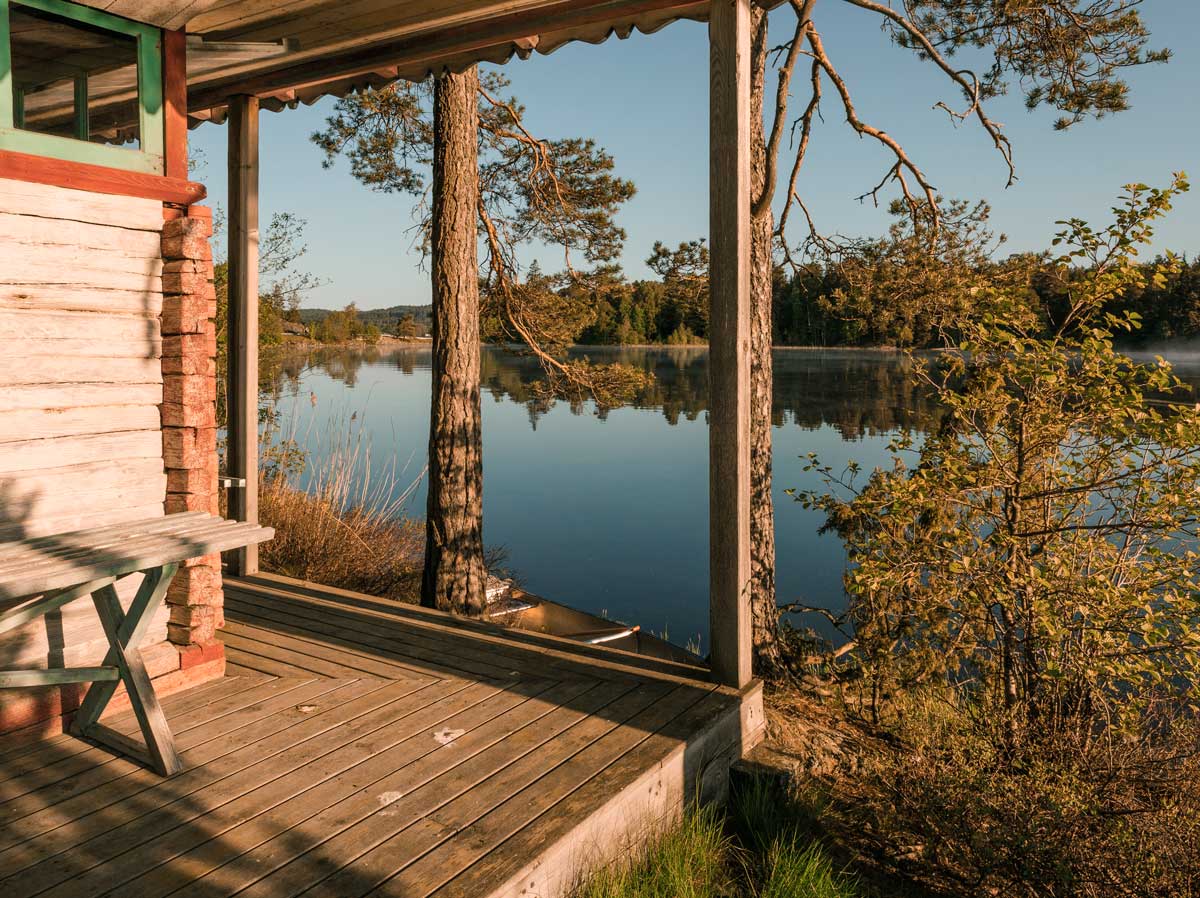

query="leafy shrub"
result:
[793,177,1200,897]
[850,692,1200,898]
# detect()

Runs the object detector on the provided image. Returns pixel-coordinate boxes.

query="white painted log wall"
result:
[0,178,170,670]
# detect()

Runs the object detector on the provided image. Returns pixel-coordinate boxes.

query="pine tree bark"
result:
[422,67,487,615]
[749,6,781,672]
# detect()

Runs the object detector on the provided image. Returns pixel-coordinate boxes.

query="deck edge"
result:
[480,679,765,898]
[226,573,712,684]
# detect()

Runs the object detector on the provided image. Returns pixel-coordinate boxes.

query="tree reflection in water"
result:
[255,343,1200,647]
[260,344,957,437]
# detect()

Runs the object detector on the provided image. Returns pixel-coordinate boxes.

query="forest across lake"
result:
[286,245,1200,349]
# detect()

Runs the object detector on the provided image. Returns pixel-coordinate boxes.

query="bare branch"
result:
[839,0,1016,187]
[806,24,940,227]
[775,57,822,272]
[752,0,815,218]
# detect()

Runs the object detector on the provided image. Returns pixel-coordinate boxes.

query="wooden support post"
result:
[708,0,753,689]
[162,29,189,181]
[227,94,260,576]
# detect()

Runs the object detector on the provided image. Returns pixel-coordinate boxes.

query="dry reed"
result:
[257,413,424,603]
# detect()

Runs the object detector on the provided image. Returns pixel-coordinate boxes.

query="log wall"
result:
[0,177,174,726]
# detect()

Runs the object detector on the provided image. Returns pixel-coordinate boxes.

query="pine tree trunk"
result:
[749,7,781,672]
[422,67,487,615]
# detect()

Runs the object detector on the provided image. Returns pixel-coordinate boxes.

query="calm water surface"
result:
[266,345,1200,653]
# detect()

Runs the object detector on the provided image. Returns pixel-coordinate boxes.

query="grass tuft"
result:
[573,778,862,898]
[258,418,423,602]
[731,777,860,898]
[758,839,860,898]
[574,805,735,898]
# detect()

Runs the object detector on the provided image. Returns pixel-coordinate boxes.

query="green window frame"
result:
[0,0,163,174]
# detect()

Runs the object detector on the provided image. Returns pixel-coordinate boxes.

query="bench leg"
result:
[72,564,182,776]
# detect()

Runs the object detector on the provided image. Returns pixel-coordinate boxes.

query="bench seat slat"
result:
[0,513,217,574]
[0,522,265,589]
[0,512,212,559]
[0,518,257,580]
[0,513,273,602]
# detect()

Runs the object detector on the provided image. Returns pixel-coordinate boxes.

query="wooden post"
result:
[708,0,753,689]
[162,29,188,181]
[227,94,260,576]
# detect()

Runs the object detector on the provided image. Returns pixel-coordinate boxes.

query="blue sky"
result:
[188,2,1200,310]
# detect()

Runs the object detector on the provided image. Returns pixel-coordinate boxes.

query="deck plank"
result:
[223,661,273,677]
[227,583,679,685]
[240,574,706,681]
[227,592,527,681]
[0,676,322,832]
[221,627,411,679]
[291,680,693,898]
[25,679,517,898]
[224,599,514,683]
[0,673,240,767]
[369,682,717,898]
[227,588,575,683]
[0,678,404,891]
[120,677,567,898]
[0,676,302,799]
[0,678,346,850]
[218,641,330,677]
[221,617,441,681]
[432,687,739,898]
[169,677,614,898]
[215,677,639,898]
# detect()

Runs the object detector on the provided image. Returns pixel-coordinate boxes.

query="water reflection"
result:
[267,345,946,436]
[264,344,1200,650]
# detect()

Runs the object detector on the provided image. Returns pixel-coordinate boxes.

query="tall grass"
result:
[574,805,735,898]
[572,779,862,898]
[257,413,424,602]
[730,778,860,898]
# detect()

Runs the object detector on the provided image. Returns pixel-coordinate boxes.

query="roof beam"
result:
[187,0,706,111]
[70,1,231,31]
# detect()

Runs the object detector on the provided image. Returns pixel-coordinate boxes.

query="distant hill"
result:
[299,304,432,334]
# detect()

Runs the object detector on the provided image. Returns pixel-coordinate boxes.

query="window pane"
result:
[9,3,140,148]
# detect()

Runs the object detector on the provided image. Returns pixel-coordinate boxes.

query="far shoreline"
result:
[275,338,918,353]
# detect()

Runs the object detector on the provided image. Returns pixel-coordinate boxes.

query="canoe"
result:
[485,582,705,669]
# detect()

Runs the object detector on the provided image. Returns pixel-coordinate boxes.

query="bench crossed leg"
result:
[71,563,183,776]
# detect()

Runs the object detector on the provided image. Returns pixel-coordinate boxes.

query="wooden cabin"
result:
[0,1,216,732]
[0,1,766,894]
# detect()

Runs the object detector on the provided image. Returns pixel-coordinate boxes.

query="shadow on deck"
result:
[0,572,764,898]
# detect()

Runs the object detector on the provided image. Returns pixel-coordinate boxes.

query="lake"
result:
[264,344,1200,654]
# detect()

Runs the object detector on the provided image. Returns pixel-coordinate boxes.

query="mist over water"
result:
[266,344,1200,652]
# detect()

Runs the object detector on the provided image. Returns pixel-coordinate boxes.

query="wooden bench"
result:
[0,512,273,775]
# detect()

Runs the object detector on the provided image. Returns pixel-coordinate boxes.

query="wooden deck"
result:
[0,573,763,898]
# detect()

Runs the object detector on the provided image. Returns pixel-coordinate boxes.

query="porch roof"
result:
[73,0,722,123]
